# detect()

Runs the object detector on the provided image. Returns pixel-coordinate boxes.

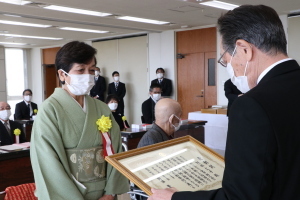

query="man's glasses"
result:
[217,48,229,67]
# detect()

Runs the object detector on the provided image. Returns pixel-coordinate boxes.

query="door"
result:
[177,53,205,119]
[204,52,217,108]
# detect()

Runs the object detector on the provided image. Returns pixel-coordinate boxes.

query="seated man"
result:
[138,98,182,148]
[15,89,38,120]
[0,101,26,146]
[141,83,162,124]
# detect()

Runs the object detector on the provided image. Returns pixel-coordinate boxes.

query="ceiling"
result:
[0,0,299,48]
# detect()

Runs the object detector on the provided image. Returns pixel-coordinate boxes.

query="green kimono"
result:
[30,88,129,200]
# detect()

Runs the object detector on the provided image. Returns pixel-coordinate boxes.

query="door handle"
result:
[196,90,205,97]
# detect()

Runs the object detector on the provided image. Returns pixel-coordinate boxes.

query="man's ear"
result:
[236,39,253,62]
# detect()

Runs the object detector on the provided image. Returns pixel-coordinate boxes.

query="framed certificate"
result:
[105,136,224,195]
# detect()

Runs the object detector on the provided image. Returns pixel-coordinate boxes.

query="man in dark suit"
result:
[90,67,106,101]
[0,102,26,146]
[141,84,162,124]
[108,71,126,115]
[149,5,300,200]
[224,79,242,116]
[151,68,172,97]
[15,89,38,120]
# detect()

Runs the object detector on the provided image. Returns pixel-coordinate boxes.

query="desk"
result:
[121,121,207,150]
[188,111,228,150]
[14,120,33,142]
[0,149,34,192]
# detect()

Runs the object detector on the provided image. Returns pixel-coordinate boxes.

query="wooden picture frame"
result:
[105,136,224,195]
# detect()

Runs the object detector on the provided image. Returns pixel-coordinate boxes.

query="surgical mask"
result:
[0,110,11,120]
[152,93,161,101]
[61,69,95,96]
[108,103,118,111]
[114,76,119,82]
[24,95,32,102]
[95,71,100,76]
[169,114,182,132]
[226,46,250,93]
[157,73,163,79]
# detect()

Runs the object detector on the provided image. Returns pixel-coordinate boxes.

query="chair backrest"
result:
[141,116,145,123]
[4,183,37,200]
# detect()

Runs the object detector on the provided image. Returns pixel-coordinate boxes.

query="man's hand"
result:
[98,194,114,200]
[147,187,177,200]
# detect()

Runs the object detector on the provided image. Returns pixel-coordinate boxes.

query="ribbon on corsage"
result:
[14,128,21,144]
[122,116,129,129]
[96,115,114,157]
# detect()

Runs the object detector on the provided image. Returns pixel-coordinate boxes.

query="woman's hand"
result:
[147,188,177,200]
[98,194,115,200]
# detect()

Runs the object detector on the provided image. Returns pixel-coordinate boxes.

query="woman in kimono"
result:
[106,94,129,131]
[30,41,128,200]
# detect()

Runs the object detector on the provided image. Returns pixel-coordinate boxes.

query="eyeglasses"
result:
[217,47,229,67]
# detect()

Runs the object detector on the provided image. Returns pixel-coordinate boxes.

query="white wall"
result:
[288,16,300,63]
[0,46,6,101]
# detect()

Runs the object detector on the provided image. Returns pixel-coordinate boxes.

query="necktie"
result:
[159,79,162,84]
[27,104,30,115]
[4,122,11,138]
[115,83,118,91]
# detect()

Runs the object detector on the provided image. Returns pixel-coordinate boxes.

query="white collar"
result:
[150,96,157,103]
[71,96,86,113]
[24,100,30,105]
[257,58,293,84]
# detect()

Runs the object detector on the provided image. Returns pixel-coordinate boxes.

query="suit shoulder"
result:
[16,101,24,106]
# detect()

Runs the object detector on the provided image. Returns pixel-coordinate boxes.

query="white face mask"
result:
[24,95,32,102]
[156,73,163,79]
[0,110,11,120]
[108,103,118,111]
[226,46,250,93]
[152,93,161,101]
[61,69,95,96]
[114,76,119,82]
[95,71,100,76]
[169,114,182,132]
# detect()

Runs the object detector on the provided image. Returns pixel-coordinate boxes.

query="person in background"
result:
[90,66,106,101]
[14,89,38,120]
[151,68,172,97]
[138,98,182,148]
[108,71,126,115]
[30,41,128,200]
[148,4,300,200]
[0,101,26,146]
[224,78,242,116]
[142,84,162,124]
[106,94,129,131]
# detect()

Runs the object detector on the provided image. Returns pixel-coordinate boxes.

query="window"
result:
[5,48,26,119]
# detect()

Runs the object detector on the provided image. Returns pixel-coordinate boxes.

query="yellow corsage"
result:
[34,109,38,114]
[122,116,127,121]
[14,128,21,136]
[96,115,112,133]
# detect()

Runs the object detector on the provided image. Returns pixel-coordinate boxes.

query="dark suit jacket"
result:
[224,79,242,116]
[142,97,156,124]
[90,76,106,101]
[0,120,26,146]
[137,123,170,148]
[172,60,300,200]
[108,82,126,114]
[151,78,172,97]
[15,101,38,120]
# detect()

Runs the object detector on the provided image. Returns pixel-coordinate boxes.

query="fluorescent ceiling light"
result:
[44,5,112,17]
[59,27,108,34]
[0,33,62,40]
[0,20,51,28]
[0,42,27,45]
[200,0,239,10]
[117,16,169,25]
[0,0,31,5]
